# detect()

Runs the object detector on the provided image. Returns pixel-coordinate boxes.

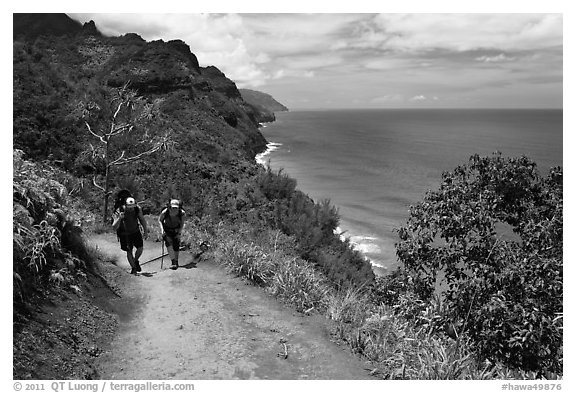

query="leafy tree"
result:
[395,153,562,373]
[77,83,172,222]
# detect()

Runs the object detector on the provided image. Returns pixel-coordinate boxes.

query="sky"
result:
[67,12,563,110]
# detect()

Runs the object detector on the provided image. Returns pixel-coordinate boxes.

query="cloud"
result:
[370,94,405,104]
[71,13,353,88]
[70,13,270,87]
[371,14,562,52]
[475,54,517,63]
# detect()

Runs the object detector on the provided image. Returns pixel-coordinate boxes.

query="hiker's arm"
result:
[138,209,148,238]
[178,212,185,234]
[111,212,123,231]
[158,211,166,236]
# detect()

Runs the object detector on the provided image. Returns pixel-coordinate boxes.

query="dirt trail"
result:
[90,234,373,380]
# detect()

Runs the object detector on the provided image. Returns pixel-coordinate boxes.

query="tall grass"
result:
[213,225,333,313]
[142,215,212,254]
[13,150,104,304]
[208,222,551,380]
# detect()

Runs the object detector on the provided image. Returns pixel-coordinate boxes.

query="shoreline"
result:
[255,141,283,166]
[335,226,391,277]
[256,139,392,277]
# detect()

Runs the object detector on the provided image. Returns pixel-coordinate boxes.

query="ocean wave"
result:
[351,241,382,255]
[334,227,386,269]
[255,142,282,165]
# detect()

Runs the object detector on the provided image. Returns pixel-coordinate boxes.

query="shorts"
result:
[163,232,180,250]
[119,231,143,252]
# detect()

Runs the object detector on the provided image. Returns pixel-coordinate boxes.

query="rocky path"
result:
[90,234,373,380]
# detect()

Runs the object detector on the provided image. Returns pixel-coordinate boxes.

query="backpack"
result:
[112,189,141,236]
[160,200,185,233]
[119,205,141,235]
[113,189,132,214]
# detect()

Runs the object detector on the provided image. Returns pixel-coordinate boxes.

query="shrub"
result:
[255,167,375,286]
[213,225,334,312]
[256,166,297,200]
[395,153,562,374]
[13,150,97,304]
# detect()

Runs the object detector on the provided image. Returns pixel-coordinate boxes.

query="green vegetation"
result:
[75,83,172,222]
[396,153,563,375]
[202,154,562,379]
[13,150,102,309]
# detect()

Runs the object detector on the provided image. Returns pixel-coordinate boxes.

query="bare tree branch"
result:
[108,150,126,167]
[109,124,133,137]
[110,144,161,167]
[92,175,105,192]
[81,82,163,222]
[85,121,105,143]
[112,101,124,122]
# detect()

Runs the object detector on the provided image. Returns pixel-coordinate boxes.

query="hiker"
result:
[158,199,185,270]
[112,197,149,274]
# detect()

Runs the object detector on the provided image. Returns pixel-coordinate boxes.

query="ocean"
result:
[256,109,563,276]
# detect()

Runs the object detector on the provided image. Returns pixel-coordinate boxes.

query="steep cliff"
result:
[13,13,271,161]
[240,88,289,112]
[240,88,289,123]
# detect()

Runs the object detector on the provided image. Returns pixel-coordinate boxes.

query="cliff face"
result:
[239,88,289,123]
[240,88,289,112]
[13,13,272,159]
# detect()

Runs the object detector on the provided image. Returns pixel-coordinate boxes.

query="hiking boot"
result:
[135,260,142,272]
[130,267,138,275]
[170,259,178,270]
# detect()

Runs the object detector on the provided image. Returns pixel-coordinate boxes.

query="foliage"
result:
[255,166,375,286]
[396,153,562,374]
[75,83,173,222]
[13,150,97,304]
[13,39,80,165]
[213,225,334,313]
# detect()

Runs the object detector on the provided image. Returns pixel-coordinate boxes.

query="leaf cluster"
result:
[13,150,99,308]
[395,153,562,373]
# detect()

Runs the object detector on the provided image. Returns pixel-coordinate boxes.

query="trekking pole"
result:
[161,239,165,270]
[139,251,169,267]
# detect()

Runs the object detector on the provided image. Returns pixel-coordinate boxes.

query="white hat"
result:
[125,197,136,206]
[170,199,180,208]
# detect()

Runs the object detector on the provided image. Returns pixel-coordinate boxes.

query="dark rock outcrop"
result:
[14,13,88,39]
[107,39,202,94]
[80,20,101,37]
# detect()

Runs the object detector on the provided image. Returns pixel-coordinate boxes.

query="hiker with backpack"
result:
[158,199,185,270]
[112,195,149,274]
